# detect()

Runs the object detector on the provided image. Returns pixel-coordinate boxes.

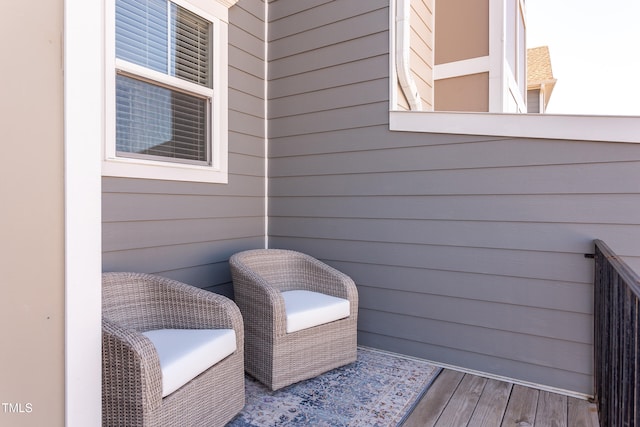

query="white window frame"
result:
[103,0,238,183]
[390,0,640,144]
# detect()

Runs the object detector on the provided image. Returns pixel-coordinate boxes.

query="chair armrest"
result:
[102,319,163,414]
[230,254,288,336]
[295,255,359,304]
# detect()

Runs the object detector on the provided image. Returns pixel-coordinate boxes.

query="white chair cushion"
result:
[142,328,236,397]
[281,290,350,333]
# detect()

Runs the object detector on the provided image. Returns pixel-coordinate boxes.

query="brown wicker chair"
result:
[229,249,358,390]
[102,272,245,427]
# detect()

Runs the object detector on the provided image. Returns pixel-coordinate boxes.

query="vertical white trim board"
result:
[64,0,103,425]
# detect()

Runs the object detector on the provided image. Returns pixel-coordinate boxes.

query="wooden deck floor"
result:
[403,369,600,427]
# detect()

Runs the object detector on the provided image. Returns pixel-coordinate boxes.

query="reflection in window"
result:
[115,75,208,163]
[394,0,528,113]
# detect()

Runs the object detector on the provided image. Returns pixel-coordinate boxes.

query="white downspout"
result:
[264,0,269,249]
[395,0,422,110]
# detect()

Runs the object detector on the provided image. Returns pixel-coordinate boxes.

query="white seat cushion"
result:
[142,328,236,397]
[281,290,350,333]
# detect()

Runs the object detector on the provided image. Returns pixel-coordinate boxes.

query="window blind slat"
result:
[116,0,168,73]
[171,4,210,86]
[114,0,212,166]
[116,0,211,86]
[115,75,208,163]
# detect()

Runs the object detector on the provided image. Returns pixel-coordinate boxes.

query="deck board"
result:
[501,384,540,427]
[467,379,512,426]
[567,398,600,427]
[535,391,568,427]
[403,369,463,427]
[434,374,486,426]
[403,370,600,427]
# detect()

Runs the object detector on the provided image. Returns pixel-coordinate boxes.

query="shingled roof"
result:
[527,46,556,85]
[527,46,557,111]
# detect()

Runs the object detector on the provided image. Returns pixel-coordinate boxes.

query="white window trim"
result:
[390,110,640,144]
[389,0,640,144]
[103,0,237,183]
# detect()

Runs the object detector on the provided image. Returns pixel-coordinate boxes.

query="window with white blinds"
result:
[115,0,212,165]
[104,0,232,183]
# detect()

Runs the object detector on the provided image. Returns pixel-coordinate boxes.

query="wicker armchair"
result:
[102,272,245,427]
[230,249,358,390]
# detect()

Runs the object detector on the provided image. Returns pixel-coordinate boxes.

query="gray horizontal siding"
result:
[102,237,264,296]
[269,31,389,80]
[330,261,593,314]
[270,102,389,138]
[269,55,389,100]
[269,237,592,288]
[267,0,334,22]
[102,0,266,298]
[103,217,263,252]
[269,137,640,173]
[268,218,640,255]
[269,195,640,228]
[267,0,640,395]
[357,329,593,395]
[269,4,388,61]
[269,79,388,119]
[269,162,640,196]
[357,309,592,377]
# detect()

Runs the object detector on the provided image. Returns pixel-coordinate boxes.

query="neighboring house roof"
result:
[527,46,555,83]
[527,46,557,111]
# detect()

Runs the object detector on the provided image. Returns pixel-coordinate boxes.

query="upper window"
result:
[104,0,236,183]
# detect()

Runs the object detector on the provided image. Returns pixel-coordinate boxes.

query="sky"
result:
[526,0,640,116]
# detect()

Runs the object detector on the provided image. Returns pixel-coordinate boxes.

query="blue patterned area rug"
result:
[227,346,441,426]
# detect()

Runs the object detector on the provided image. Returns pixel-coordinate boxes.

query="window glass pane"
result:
[116,74,209,163]
[170,4,211,87]
[116,0,168,73]
[116,0,211,88]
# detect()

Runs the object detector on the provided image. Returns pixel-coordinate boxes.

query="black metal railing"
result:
[594,239,640,427]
